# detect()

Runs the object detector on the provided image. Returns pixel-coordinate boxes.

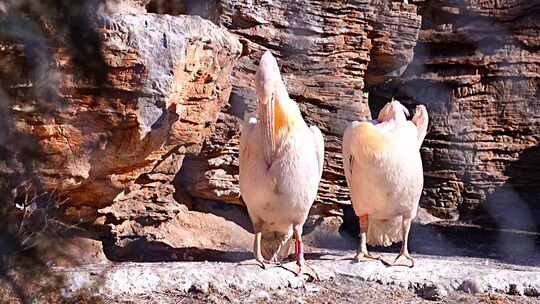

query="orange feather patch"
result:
[353,122,391,153]
[274,97,297,135]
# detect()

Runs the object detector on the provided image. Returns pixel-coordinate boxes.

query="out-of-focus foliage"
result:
[0,1,109,302]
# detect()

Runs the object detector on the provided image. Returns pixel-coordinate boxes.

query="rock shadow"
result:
[103,239,252,263]
[191,198,254,234]
[340,201,540,267]
[473,145,540,232]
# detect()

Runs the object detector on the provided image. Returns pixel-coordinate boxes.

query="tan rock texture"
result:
[0,11,242,228]
[2,0,539,260]
[172,0,540,232]
[175,0,423,217]
[370,0,540,230]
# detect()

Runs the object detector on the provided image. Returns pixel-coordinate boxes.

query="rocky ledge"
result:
[54,252,540,302]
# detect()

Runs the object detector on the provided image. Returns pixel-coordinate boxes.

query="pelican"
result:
[239,51,324,278]
[342,100,428,267]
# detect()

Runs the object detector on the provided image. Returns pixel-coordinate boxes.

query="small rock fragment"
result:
[508,283,524,296]
[524,286,540,297]
[249,290,270,301]
[417,284,448,301]
[189,282,210,294]
[459,279,484,294]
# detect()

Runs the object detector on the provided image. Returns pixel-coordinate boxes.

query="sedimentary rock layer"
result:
[379,0,540,229]
[175,0,422,217]
[0,12,242,226]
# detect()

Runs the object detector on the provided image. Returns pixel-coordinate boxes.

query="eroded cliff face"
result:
[169,0,540,232]
[1,0,423,256]
[1,0,538,261]
[174,0,422,216]
[0,2,242,248]
[371,0,540,230]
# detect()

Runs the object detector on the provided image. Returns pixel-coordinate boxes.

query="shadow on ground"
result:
[340,203,540,267]
[105,146,540,267]
[102,196,540,268]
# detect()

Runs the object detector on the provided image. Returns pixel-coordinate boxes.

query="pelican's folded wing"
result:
[411,105,429,148]
[342,122,355,189]
[310,125,325,177]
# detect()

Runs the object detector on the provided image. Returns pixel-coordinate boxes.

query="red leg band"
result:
[295,239,303,257]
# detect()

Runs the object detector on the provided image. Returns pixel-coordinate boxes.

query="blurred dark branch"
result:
[0,0,109,94]
[51,0,109,87]
[0,1,110,301]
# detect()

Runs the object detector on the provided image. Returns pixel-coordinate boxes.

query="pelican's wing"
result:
[411,105,428,148]
[239,113,259,166]
[342,122,355,188]
[309,125,325,177]
[356,120,422,220]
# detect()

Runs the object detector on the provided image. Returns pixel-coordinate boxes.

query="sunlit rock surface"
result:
[161,0,540,232]
[1,0,539,263]
[174,0,422,217]
[371,0,540,229]
[0,11,242,228]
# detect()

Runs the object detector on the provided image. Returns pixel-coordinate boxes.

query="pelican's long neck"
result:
[259,91,301,165]
[256,51,302,165]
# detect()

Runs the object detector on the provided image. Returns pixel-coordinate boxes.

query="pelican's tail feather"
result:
[367,217,403,247]
[260,230,293,262]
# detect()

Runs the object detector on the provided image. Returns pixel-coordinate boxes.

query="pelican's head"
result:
[377,99,409,122]
[255,51,283,105]
[255,51,301,163]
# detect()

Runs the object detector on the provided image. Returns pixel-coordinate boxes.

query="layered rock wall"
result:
[176,0,422,217]
[371,0,540,230]
[174,0,540,231]
[0,8,242,229]
[2,0,539,258]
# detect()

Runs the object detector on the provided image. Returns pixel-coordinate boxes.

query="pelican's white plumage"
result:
[239,51,324,276]
[342,100,428,266]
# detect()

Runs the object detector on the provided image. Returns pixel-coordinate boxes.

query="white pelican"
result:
[342,100,428,267]
[239,51,324,278]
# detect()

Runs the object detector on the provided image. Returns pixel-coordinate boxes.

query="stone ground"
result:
[54,220,540,304]
[1,206,539,303]
[53,251,540,303]
[102,277,540,304]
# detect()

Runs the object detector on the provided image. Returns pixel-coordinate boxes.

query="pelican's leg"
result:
[281,225,319,280]
[238,227,273,269]
[253,231,267,268]
[389,217,414,268]
[354,215,379,262]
